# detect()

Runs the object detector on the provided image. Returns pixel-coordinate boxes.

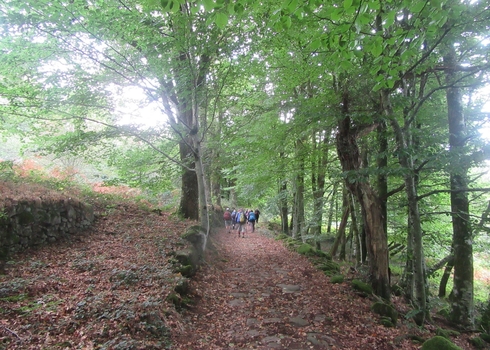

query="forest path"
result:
[171,225,419,350]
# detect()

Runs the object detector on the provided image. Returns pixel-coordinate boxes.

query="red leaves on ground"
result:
[0,207,476,349]
[0,203,192,349]
[172,227,474,350]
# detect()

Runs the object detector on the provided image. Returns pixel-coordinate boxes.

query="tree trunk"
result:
[178,139,199,220]
[389,96,427,324]
[336,91,390,300]
[377,121,388,235]
[311,130,330,238]
[330,186,349,258]
[279,180,289,235]
[292,140,306,239]
[445,47,474,328]
[439,255,455,297]
[348,193,360,263]
[229,177,238,208]
[326,182,338,235]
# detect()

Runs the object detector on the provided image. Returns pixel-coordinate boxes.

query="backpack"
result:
[239,213,246,223]
[231,211,236,220]
[248,212,256,221]
[223,211,231,220]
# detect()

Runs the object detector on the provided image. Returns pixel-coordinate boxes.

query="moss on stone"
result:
[421,336,462,350]
[314,249,332,260]
[435,327,459,339]
[174,279,190,295]
[351,279,373,294]
[181,225,204,243]
[318,261,340,275]
[379,316,395,327]
[296,243,316,256]
[330,275,344,284]
[275,233,289,241]
[174,250,192,266]
[283,237,300,248]
[371,301,398,326]
[177,265,195,277]
[166,293,181,307]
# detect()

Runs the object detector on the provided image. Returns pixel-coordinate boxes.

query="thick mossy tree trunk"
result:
[445,47,474,328]
[336,92,390,300]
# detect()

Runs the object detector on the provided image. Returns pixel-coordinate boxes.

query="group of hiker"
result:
[223,208,260,238]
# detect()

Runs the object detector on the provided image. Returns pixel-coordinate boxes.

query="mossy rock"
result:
[371,301,398,326]
[421,336,462,350]
[351,279,373,295]
[330,275,344,284]
[285,240,300,248]
[181,225,205,244]
[176,265,195,277]
[435,327,460,339]
[297,243,316,256]
[174,249,193,266]
[174,278,190,295]
[166,293,181,307]
[318,261,340,274]
[480,333,490,343]
[314,249,332,260]
[469,337,485,349]
[379,316,395,327]
[275,234,289,241]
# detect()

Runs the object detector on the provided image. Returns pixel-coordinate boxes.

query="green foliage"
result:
[0,0,490,330]
[479,333,490,343]
[469,337,486,349]
[0,161,15,181]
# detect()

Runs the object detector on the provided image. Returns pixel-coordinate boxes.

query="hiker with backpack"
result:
[254,209,260,225]
[231,208,237,229]
[223,208,232,233]
[247,209,256,233]
[236,208,246,238]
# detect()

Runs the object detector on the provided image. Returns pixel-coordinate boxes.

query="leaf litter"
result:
[0,206,478,349]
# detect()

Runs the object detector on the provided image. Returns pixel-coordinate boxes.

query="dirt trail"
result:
[171,225,421,350]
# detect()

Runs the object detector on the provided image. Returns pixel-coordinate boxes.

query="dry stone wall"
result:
[0,197,94,256]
